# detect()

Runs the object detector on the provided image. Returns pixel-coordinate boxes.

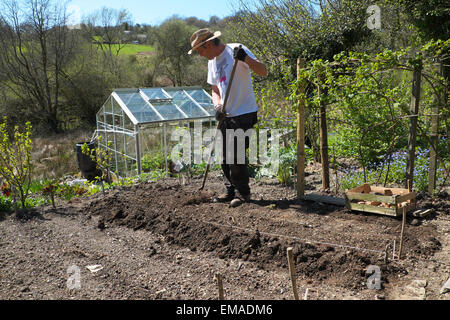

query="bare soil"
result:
[0,168,449,300]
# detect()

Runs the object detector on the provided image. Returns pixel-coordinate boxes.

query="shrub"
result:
[141,151,167,172]
[0,195,12,212]
[0,117,33,208]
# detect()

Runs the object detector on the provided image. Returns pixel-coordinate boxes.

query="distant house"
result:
[67,23,81,30]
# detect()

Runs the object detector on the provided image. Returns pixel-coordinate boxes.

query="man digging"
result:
[188,28,267,207]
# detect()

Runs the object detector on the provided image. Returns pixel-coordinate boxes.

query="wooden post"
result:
[333,146,338,194]
[50,186,55,209]
[392,240,396,260]
[303,288,309,300]
[405,65,422,189]
[215,273,224,300]
[318,84,330,190]
[163,122,168,177]
[398,207,407,259]
[296,58,306,197]
[286,247,299,300]
[428,59,442,195]
[384,244,389,264]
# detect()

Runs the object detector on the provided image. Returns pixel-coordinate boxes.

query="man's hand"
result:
[233,46,247,62]
[214,104,226,122]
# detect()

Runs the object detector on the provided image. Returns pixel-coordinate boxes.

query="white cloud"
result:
[67,4,81,28]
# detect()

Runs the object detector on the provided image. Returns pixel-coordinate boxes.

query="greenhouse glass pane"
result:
[115,132,125,155]
[123,113,134,131]
[178,100,207,118]
[151,103,186,121]
[135,111,162,123]
[184,89,215,115]
[96,105,105,123]
[105,130,114,147]
[127,159,137,176]
[113,114,123,127]
[125,135,136,158]
[115,91,160,123]
[165,89,208,117]
[112,97,122,115]
[105,113,113,126]
[105,96,113,113]
[116,156,124,177]
[184,89,209,103]
[199,103,215,115]
[140,88,169,100]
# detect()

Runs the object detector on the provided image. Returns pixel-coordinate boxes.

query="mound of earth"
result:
[0,171,448,300]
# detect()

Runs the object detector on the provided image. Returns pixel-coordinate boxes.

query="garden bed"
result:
[0,168,448,300]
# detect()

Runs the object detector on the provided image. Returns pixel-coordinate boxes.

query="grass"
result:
[31,129,93,181]
[94,42,154,56]
[113,44,154,55]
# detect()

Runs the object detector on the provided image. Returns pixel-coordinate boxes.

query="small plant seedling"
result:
[42,180,57,209]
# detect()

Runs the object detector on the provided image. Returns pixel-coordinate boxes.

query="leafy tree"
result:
[226,0,382,127]
[390,0,450,95]
[150,17,197,86]
[392,0,450,42]
[227,0,426,112]
[184,16,208,29]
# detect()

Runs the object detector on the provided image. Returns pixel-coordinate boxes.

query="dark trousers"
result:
[219,112,257,197]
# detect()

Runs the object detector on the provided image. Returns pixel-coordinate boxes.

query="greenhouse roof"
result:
[103,86,216,125]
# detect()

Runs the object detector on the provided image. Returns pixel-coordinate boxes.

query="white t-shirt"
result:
[207,43,258,117]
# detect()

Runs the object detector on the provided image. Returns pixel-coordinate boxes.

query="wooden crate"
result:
[344,183,416,217]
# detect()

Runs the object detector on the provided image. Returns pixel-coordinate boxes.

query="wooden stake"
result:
[318,84,330,190]
[429,59,442,195]
[50,187,55,209]
[398,207,407,259]
[333,146,339,194]
[303,288,309,300]
[215,273,224,300]
[286,247,299,300]
[384,244,389,264]
[296,58,306,197]
[392,240,396,260]
[405,66,422,189]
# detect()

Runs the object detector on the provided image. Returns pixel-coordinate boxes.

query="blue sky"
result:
[67,0,238,26]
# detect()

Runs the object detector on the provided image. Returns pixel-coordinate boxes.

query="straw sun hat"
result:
[188,28,221,54]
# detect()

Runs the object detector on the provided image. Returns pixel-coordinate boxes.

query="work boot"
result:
[213,191,235,203]
[230,194,250,208]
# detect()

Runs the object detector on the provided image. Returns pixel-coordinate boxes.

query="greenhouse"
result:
[94,86,217,178]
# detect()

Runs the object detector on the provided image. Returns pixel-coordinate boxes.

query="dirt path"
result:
[0,172,448,300]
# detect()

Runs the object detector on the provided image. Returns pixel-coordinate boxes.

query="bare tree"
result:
[81,7,132,83]
[0,0,78,133]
